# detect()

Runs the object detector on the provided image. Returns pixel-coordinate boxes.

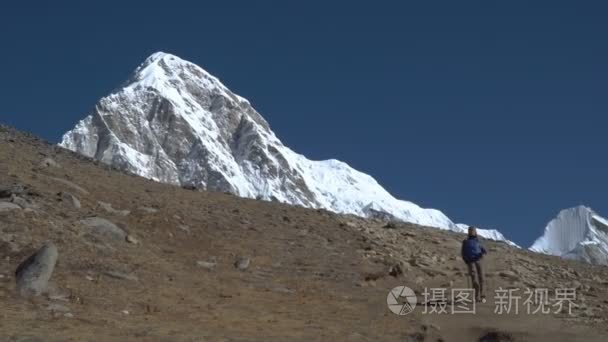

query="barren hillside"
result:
[1,125,607,341]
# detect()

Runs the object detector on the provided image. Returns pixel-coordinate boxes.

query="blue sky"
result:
[1,1,606,246]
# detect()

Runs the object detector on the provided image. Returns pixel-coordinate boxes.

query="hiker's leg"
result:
[475,261,484,297]
[467,263,479,292]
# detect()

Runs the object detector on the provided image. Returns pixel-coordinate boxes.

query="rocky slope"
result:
[531,206,608,265]
[2,125,607,341]
[59,52,510,243]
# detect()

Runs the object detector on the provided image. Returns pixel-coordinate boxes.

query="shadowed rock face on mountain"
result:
[59,52,511,242]
[531,206,608,265]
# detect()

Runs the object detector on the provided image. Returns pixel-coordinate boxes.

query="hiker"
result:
[461,226,487,301]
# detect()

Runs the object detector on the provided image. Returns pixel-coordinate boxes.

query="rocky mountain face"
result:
[530,206,608,265]
[60,52,511,242]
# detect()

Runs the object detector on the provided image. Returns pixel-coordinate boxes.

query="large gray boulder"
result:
[0,202,22,212]
[0,183,26,198]
[15,243,59,297]
[80,217,127,241]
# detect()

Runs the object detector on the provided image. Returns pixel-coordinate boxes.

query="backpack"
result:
[462,237,484,263]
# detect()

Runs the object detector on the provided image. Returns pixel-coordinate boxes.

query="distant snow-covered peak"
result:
[60,51,516,245]
[530,205,608,265]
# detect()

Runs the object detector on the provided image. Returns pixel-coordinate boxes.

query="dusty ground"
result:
[0,124,607,341]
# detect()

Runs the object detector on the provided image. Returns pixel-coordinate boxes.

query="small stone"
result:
[422,323,441,332]
[388,264,403,277]
[138,207,158,214]
[401,231,417,238]
[48,293,70,302]
[97,201,130,216]
[64,313,74,318]
[498,271,519,281]
[39,157,59,168]
[85,275,94,281]
[104,271,139,282]
[234,257,251,271]
[58,192,81,209]
[341,221,359,228]
[383,221,397,229]
[126,235,139,245]
[196,260,217,270]
[121,310,130,315]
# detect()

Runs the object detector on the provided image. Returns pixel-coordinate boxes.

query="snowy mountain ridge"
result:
[530,206,608,265]
[60,51,512,243]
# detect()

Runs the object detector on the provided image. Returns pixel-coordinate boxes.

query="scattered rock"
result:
[9,195,32,209]
[341,221,359,228]
[39,157,59,168]
[15,242,59,297]
[46,303,70,313]
[498,271,519,282]
[388,264,403,277]
[97,201,130,216]
[234,257,251,271]
[196,260,217,270]
[80,217,127,242]
[422,323,441,332]
[104,271,139,282]
[0,183,26,198]
[178,225,191,232]
[48,292,70,302]
[383,221,398,229]
[58,192,81,209]
[401,231,417,238]
[138,207,158,214]
[126,235,139,245]
[0,202,22,212]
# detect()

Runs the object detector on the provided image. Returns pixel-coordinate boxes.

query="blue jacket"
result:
[461,236,487,263]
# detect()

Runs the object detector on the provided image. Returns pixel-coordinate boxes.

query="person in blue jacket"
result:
[461,226,487,302]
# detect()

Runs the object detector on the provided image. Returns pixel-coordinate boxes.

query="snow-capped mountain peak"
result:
[530,205,608,265]
[60,52,513,244]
